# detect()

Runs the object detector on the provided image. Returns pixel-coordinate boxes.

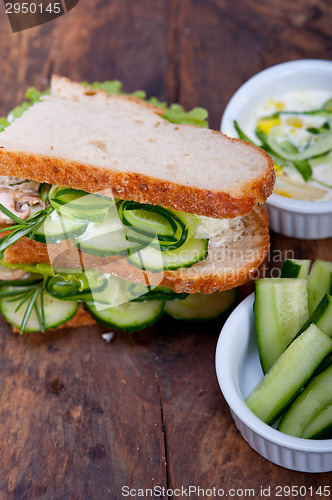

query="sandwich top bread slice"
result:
[0,76,274,219]
[0,76,274,333]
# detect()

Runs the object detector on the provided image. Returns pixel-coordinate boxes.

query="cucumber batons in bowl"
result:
[215,259,332,473]
[216,294,332,473]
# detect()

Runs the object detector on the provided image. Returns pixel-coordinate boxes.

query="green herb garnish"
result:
[0,279,45,334]
[0,204,53,259]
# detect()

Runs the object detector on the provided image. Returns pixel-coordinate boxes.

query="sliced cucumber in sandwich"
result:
[49,186,117,223]
[86,299,165,333]
[127,238,208,272]
[0,286,78,332]
[164,289,236,320]
[32,210,88,244]
[75,206,143,256]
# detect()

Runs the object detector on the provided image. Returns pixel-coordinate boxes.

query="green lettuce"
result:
[1,87,50,129]
[1,80,209,129]
[82,80,209,128]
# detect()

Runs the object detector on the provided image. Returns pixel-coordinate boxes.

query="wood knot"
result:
[88,443,106,460]
[46,378,65,395]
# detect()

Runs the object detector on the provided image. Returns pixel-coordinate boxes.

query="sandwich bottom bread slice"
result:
[0,78,273,334]
[0,190,269,334]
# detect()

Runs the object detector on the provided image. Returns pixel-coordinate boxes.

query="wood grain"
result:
[0,0,331,498]
[172,0,332,128]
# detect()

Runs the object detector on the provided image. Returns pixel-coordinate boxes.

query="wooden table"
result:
[0,1,331,498]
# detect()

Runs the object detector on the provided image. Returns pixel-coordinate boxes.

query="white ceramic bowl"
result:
[215,294,332,472]
[220,59,332,239]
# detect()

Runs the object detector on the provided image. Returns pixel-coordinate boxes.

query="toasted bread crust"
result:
[0,148,274,219]
[3,207,270,293]
[0,75,275,218]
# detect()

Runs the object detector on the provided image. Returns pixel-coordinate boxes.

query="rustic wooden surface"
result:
[0,1,331,498]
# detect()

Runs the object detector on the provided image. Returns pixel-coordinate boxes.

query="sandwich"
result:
[0,76,274,334]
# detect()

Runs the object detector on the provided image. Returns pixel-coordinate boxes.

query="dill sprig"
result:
[0,203,54,259]
[0,279,46,334]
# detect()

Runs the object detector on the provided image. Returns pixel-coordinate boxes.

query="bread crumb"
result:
[102,332,114,343]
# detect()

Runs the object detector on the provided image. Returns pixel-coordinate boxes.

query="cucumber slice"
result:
[86,299,164,332]
[119,201,190,251]
[254,278,309,373]
[33,210,88,244]
[128,283,188,302]
[278,364,332,438]
[75,207,141,256]
[127,238,208,272]
[301,404,332,439]
[267,125,332,161]
[246,324,332,425]
[49,186,116,223]
[297,294,332,338]
[120,203,177,237]
[280,258,311,279]
[0,287,78,332]
[307,260,332,314]
[45,273,108,302]
[164,289,236,320]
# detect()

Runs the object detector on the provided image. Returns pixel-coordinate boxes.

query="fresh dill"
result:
[0,279,45,334]
[0,203,54,259]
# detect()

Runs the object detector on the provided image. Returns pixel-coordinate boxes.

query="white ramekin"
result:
[215,294,332,473]
[220,59,332,239]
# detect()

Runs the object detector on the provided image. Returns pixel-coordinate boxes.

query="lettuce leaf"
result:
[82,80,209,127]
[1,80,209,130]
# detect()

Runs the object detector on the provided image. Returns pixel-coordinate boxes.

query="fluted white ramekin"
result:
[220,59,332,239]
[215,294,332,472]
[265,194,332,239]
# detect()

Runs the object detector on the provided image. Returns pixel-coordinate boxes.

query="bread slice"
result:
[3,206,269,294]
[0,76,274,219]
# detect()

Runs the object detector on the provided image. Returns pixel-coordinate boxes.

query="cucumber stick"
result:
[254,278,309,373]
[301,404,332,439]
[297,293,332,338]
[246,324,332,424]
[280,258,311,279]
[307,260,332,314]
[278,364,332,438]
[164,289,236,320]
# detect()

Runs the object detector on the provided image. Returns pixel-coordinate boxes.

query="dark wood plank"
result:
[0,324,171,499]
[0,0,172,115]
[173,0,332,128]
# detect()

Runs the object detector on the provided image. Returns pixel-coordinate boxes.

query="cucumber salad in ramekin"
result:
[235,91,332,202]
[221,59,332,239]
